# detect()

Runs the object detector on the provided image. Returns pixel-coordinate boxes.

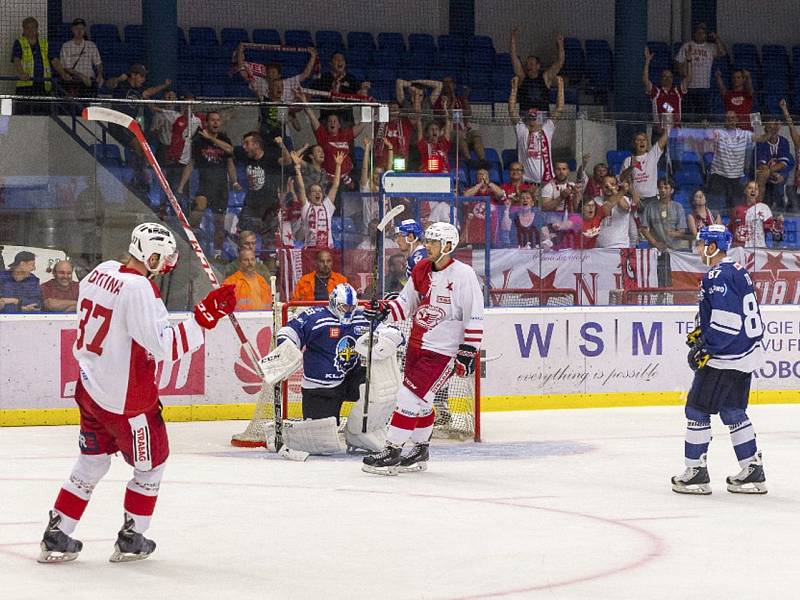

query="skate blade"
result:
[109,545,155,563]
[397,462,428,473]
[37,544,79,563]
[361,464,399,476]
[671,483,712,495]
[726,482,767,494]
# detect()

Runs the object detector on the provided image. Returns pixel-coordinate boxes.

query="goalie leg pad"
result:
[284,417,344,455]
[346,352,401,452]
[258,341,302,386]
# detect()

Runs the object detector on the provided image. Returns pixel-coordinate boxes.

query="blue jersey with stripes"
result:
[277,306,371,389]
[407,246,428,278]
[699,258,764,373]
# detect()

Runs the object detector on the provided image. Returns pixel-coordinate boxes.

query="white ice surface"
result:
[2,406,800,599]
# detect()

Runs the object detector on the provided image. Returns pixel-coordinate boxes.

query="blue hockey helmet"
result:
[328,283,358,324]
[698,224,732,253]
[395,219,423,241]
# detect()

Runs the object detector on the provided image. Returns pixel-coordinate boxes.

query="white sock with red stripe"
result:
[411,408,435,443]
[123,464,165,533]
[53,454,111,534]
[386,387,422,446]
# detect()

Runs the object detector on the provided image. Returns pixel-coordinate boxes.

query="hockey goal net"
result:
[231,301,481,448]
[489,288,577,307]
[610,287,700,305]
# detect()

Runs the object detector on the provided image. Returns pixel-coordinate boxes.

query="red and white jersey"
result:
[386,258,484,356]
[73,261,204,416]
[648,85,684,126]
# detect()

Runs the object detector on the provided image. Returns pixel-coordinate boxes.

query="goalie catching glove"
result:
[193,284,236,329]
[455,344,477,377]
[257,339,303,385]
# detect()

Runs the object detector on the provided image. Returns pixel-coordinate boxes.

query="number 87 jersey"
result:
[700,257,765,373]
[74,260,205,416]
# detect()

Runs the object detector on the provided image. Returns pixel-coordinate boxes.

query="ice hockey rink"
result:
[3,405,800,599]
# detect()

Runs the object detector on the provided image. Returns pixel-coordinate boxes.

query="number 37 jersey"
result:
[74,260,205,416]
[699,257,764,373]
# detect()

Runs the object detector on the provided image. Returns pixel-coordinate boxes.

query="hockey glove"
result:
[363,299,389,323]
[687,343,711,371]
[194,284,237,330]
[455,344,477,377]
[685,326,702,348]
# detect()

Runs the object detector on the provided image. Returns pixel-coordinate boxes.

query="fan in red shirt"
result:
[643,47,687,133]
[413,94,453,173]
[299,89,367,188]
[462,168,504,245]
[374,101,414,169]
[500,161,534,203]
[716,68,754,130]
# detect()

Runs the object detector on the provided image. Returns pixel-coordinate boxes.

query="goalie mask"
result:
[129,223,179,275]
[328,283,358,325]
[698,224,731,265]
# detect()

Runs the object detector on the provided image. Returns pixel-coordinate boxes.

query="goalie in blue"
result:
[672,224,767,495]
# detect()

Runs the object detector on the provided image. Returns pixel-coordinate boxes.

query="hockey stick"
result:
[270,275,284,451]
[82,106,265,379]
[362,204,405,433]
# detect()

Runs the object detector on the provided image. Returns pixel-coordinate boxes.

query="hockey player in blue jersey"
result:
[393,219,427,278]
[672,224,767,495]
[277,283,370,421]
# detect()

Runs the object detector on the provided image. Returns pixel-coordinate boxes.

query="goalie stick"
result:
[81,106,266,382]
[270,275,284,451]
[362,204,405,433]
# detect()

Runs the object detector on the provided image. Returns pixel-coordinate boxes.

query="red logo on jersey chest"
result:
[415,304,446,330]
[329,327,340,338]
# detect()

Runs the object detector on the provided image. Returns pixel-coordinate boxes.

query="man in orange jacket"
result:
[222,249,272,310]
[291,250,348,301]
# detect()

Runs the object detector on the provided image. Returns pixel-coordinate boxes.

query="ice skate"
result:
[671,454,712,495]
[726,451,767,494]
[109,514,157,562]
[398,442,429,473]
[37,511,83,563]
[361,443,402,475]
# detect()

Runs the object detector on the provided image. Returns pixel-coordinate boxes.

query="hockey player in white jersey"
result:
[393,218,427,278]
[38,223,236,563]
[672,225,767,495]
[264,283,404,454]
[362,222,484,474]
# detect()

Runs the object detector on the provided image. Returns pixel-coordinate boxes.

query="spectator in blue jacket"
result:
[0,251,42,313]
[756,116,795,210]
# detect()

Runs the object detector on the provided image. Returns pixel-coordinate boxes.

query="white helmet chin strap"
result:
[433,242,453,265]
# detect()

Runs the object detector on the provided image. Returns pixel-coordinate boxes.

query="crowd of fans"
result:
[7,16,800,307]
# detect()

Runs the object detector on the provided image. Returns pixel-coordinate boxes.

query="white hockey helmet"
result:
[328,283,359,324]
[128,222,179,275]
[425,222,459,256]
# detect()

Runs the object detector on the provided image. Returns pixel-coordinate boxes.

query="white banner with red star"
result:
[670,247,800,305]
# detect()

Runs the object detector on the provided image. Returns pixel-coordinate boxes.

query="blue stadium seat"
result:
[585,39,613,93]
[252,29,281,45]
[437,35,466,53]
[90,24,120,41]
[201,83,226,97]
[732,43,760,87]
[762,94,785,115]
[680,151,701,167]
[348,67,366,81]
[467,71,491,88]
[123,24,143,47]
[493,88,509,103]
[366,67,395,83]
[53,23,72,44]
[550,86,579,106]
[501,149,518,167]
[494,53,513,72]
[674,166,704,188]
[316,30,344,51]
[469,36,494,50]
[91,143,123,167]
[606,150,631,175]
[285,30,313,48]
[398,66,428,81]
[467,48,494,69]
[221,28,248,49]
[429,66,461,81]
[562,37,584,84]
[189,27,217,47]
[371,82,394,102]
[483,147,501,165]
[408,33,435,53]
[175,27,187,47]
[377,32,404,52]
[349,31,377,51]
[372,48,402,68]
[646,41,671,82]
[345,50,370,69]
[468,88,492,103]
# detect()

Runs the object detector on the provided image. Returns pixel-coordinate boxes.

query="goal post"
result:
[230,300,481,448]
